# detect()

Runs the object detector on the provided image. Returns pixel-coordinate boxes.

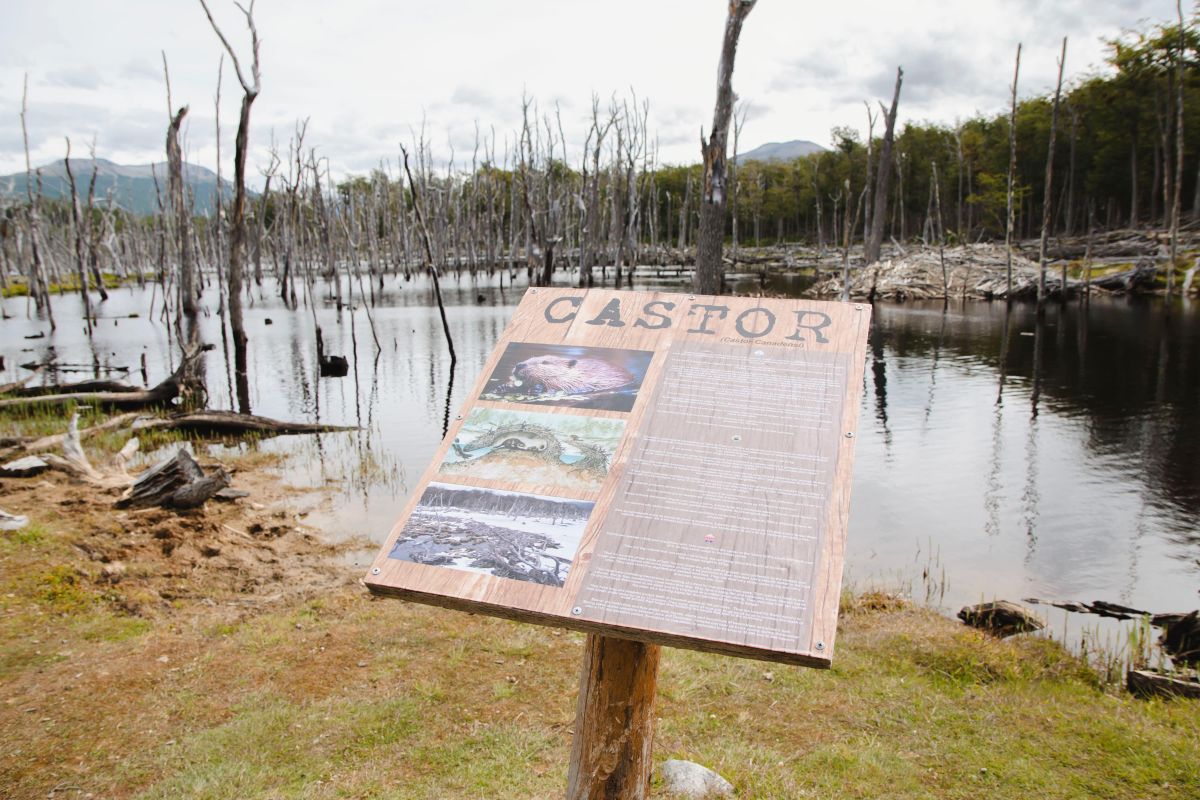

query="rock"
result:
[1,456,50,478]
[213,487,250,502]
[100,562,126,584]
[0,509,30,531]
[957,600,1044,637]
[657,760,734,799]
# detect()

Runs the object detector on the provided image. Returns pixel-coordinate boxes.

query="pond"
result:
[3,270,1197,657]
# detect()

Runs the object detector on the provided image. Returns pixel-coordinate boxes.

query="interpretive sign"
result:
[365,289,871,667]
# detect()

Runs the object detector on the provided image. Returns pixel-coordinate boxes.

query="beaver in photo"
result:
[505,355,635,396]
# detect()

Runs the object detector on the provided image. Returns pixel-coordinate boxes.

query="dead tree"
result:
[1005,43,1022,298]
[62,139,94,337]
[20,75,54,327]
[200,0,261,414]
[402,144,456,366]
[1169,0,1185,298]
[163,55,197,339]
[865,67,903,265]
[1037,38,1067,313]
[694,0,757,296]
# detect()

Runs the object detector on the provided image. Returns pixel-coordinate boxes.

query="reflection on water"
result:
[2,272,1198,645]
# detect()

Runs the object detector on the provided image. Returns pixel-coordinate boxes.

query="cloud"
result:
[43,66,105,91]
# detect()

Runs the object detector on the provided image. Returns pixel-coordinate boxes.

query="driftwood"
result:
[0,370,40,395]
[1127,669,1200,701]
[0,412,141,461]
[10,379,141,397]
[0,347,206,411]
[810,244,1160,301]
[0,456,50,477]
[38,412,137,489]
[1158,611,1200,667]
[131,410,355,437]
[1024,597,1153,621]
[115,449,230,510]
[957,600,1045,637]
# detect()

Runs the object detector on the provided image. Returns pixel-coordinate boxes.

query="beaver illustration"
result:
[505,355,635,396]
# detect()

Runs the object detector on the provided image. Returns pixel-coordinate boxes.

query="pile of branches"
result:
[808,244,1158,301]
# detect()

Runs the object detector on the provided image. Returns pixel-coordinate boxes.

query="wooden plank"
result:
[365,288,872,667]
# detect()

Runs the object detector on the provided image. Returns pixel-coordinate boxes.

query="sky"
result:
[0,0,1182,185]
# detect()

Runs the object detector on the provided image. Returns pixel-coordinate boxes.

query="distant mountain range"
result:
[736,139,827,164]
[0,158,236,217]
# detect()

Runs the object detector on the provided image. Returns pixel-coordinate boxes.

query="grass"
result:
[0,413,1196,798]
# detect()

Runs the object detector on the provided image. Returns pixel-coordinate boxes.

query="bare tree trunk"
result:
[694,0,757,296]
[200,0,261,414]
[63,139,94,336]
[402,145,456,366]
[865,68,903,265]
[20,75,54,328]
[1037,38,1067,314]
[1169,0,1185,298]
[164,56,197,340]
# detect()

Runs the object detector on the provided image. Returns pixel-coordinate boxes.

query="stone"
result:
[1,455,50,478]
[957,600,1044,637]
[0,509,29,531]
[657,759,734,799]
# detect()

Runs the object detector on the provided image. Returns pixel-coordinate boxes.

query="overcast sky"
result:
[0,0,1180,184]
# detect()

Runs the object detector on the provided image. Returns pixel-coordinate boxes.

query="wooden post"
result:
[566,634,661,800]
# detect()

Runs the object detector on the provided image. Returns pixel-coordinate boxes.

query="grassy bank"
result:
[0,419,1196,798]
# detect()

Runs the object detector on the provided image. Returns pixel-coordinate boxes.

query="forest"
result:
[2,15,1196,322]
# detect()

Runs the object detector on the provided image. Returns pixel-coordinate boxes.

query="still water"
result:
[2,272,1197,650]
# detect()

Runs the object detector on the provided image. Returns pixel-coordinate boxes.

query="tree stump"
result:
[565,634,660,800]
[958,600,1044,637]
[115,449,230,510]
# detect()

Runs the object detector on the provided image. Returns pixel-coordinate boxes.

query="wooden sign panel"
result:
[365,289,871,667]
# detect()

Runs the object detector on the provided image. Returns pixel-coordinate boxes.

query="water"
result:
[3,272,1197,654]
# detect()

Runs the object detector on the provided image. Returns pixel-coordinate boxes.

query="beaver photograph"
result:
[482,342,653,412]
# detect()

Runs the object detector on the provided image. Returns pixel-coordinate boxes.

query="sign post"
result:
[365,288,871,795]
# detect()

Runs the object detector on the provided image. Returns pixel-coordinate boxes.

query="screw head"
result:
[815,641,825,651]
[731,434,742,442]
[530,288,539,293]
[370,567,381,575]
[844,431,854,438]
[455,414,463,420]
[571,606,582,615]
[854,304,863,310]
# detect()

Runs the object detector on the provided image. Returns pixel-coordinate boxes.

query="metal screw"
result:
[844,431,854,438]
[571,606,583,615]
[455,414,463,420]
[688,295,695,300]
[531,288,539,294]
[370,567,381,575]
[815,641,825,651]
[854,304,863,310]
[731,434,742,442]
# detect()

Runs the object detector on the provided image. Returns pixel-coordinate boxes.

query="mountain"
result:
[0,158,237,217]
[736,140,827,164]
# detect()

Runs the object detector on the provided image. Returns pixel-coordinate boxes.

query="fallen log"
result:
[0,346,206,411]
[0,370,40,396]
[0,412,141,460]
[115,448,230,510]
[131,410,355,437]
[1127,669,1200,700]
[10,379,142,397]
